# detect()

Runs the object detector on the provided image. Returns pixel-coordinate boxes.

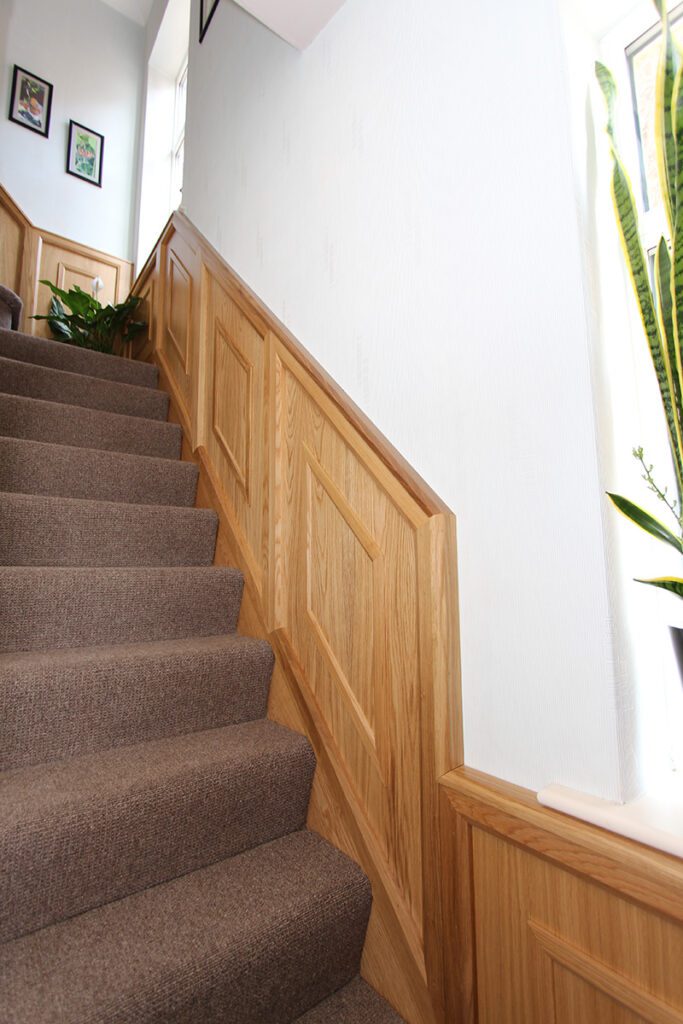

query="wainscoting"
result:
[440,768,683,1024]
[0,186,133,334]
[132,212,462,1024]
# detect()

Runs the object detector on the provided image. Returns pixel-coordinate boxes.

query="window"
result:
[171,58,188,212]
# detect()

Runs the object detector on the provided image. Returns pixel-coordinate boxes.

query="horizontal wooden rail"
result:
[130,210,463,1024]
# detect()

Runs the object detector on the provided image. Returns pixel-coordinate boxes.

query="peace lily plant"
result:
[596,0,683,600]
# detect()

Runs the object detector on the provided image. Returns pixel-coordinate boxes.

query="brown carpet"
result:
[0,436,198,505]
[0,392,182,458]
[0,300,403,1023]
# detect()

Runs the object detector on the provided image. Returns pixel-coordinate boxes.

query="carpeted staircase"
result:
[0,291,404,1023]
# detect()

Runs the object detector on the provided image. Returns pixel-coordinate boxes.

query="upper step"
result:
[295,977,405,1022]
[1,719,316,942]
[0,566,244,652]
[0,355,169,420]
[0,327,158,389]
[0,392,182,459]
[0,493,218,567]
[0,634,274,771]
[0,437,198,506]
[0,830,371,1024]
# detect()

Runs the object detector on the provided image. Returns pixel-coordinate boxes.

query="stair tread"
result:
[0,355,168,420]
[0,491,218,566]
[0,633,274,770]
[0,327,158,389]
[0,391,182,458]
[295,978,405,1023]
[0,565,243,652]
[0,830,371,1024]
[0,435,198,506]
[1,719,315,942]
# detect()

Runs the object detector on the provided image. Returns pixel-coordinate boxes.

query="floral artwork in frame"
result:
[66,120,104,188]
[8,65,53,138]
[200,0,220,42]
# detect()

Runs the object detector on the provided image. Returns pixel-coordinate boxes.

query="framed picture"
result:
[66,120,104,187]
[8,65,53,138]
[200,0,219,42]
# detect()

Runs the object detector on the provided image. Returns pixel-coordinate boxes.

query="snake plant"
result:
[596,0,683,598]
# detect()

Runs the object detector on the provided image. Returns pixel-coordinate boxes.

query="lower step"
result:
[0,493,218,566]
[0,355,169,420]
[295,977,405,1023]
[0,566,243,652]
[0,436,198,506]
[0,327,159,389]
[0,634,274,770]
[0,392,182,458]
[1,720,315,942]
[0,831,371,1024]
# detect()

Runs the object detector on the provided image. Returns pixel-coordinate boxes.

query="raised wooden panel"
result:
[161,236,196,423]
[201,272,267,596]
[273,338,427,932]
[167,250,190,370]
[213,322,252,494]
[305,445,382,762]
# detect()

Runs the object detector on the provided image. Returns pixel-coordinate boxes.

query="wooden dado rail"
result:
[130,211,462,1024]
[0,185,133,334]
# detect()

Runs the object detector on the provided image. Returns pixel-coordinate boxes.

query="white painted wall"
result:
[0,0,144,259]
[182,0,627,800]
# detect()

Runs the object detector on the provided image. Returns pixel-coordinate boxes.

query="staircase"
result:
[0,304,404,1022]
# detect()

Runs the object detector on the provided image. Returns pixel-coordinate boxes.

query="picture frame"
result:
[8,65,53,138]
[66,120,104,188]
[200,0,220,42]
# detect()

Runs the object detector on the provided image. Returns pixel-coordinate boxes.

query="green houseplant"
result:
[596,0,683,619]
[32,280,146,355]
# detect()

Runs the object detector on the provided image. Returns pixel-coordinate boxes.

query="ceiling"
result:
[98,0,156,27]
[232,0,346,49]
[98,0,346,49]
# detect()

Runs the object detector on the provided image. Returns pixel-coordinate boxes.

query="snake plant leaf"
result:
[655,238,683,497]
[595,61,616,142]
[597,62,683,494]
[636,576,683,596]
[655,1,678,231]
[607,492,683,551]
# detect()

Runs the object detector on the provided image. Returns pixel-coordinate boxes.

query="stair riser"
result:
[1,725,315,943]
[0,496,218,567]
[0,392,182,458]
[0,638,274,770]
[0,328,158,389]
[0,437,198,506]
[0,355,169,420]
[0,567,244,653]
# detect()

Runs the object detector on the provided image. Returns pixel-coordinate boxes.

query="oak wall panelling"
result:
[130,210,462,1024]
[440,768,683,1024]
[0,186,133,336]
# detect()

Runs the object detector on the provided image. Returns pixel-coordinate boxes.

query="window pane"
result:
[627,7,683,212]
